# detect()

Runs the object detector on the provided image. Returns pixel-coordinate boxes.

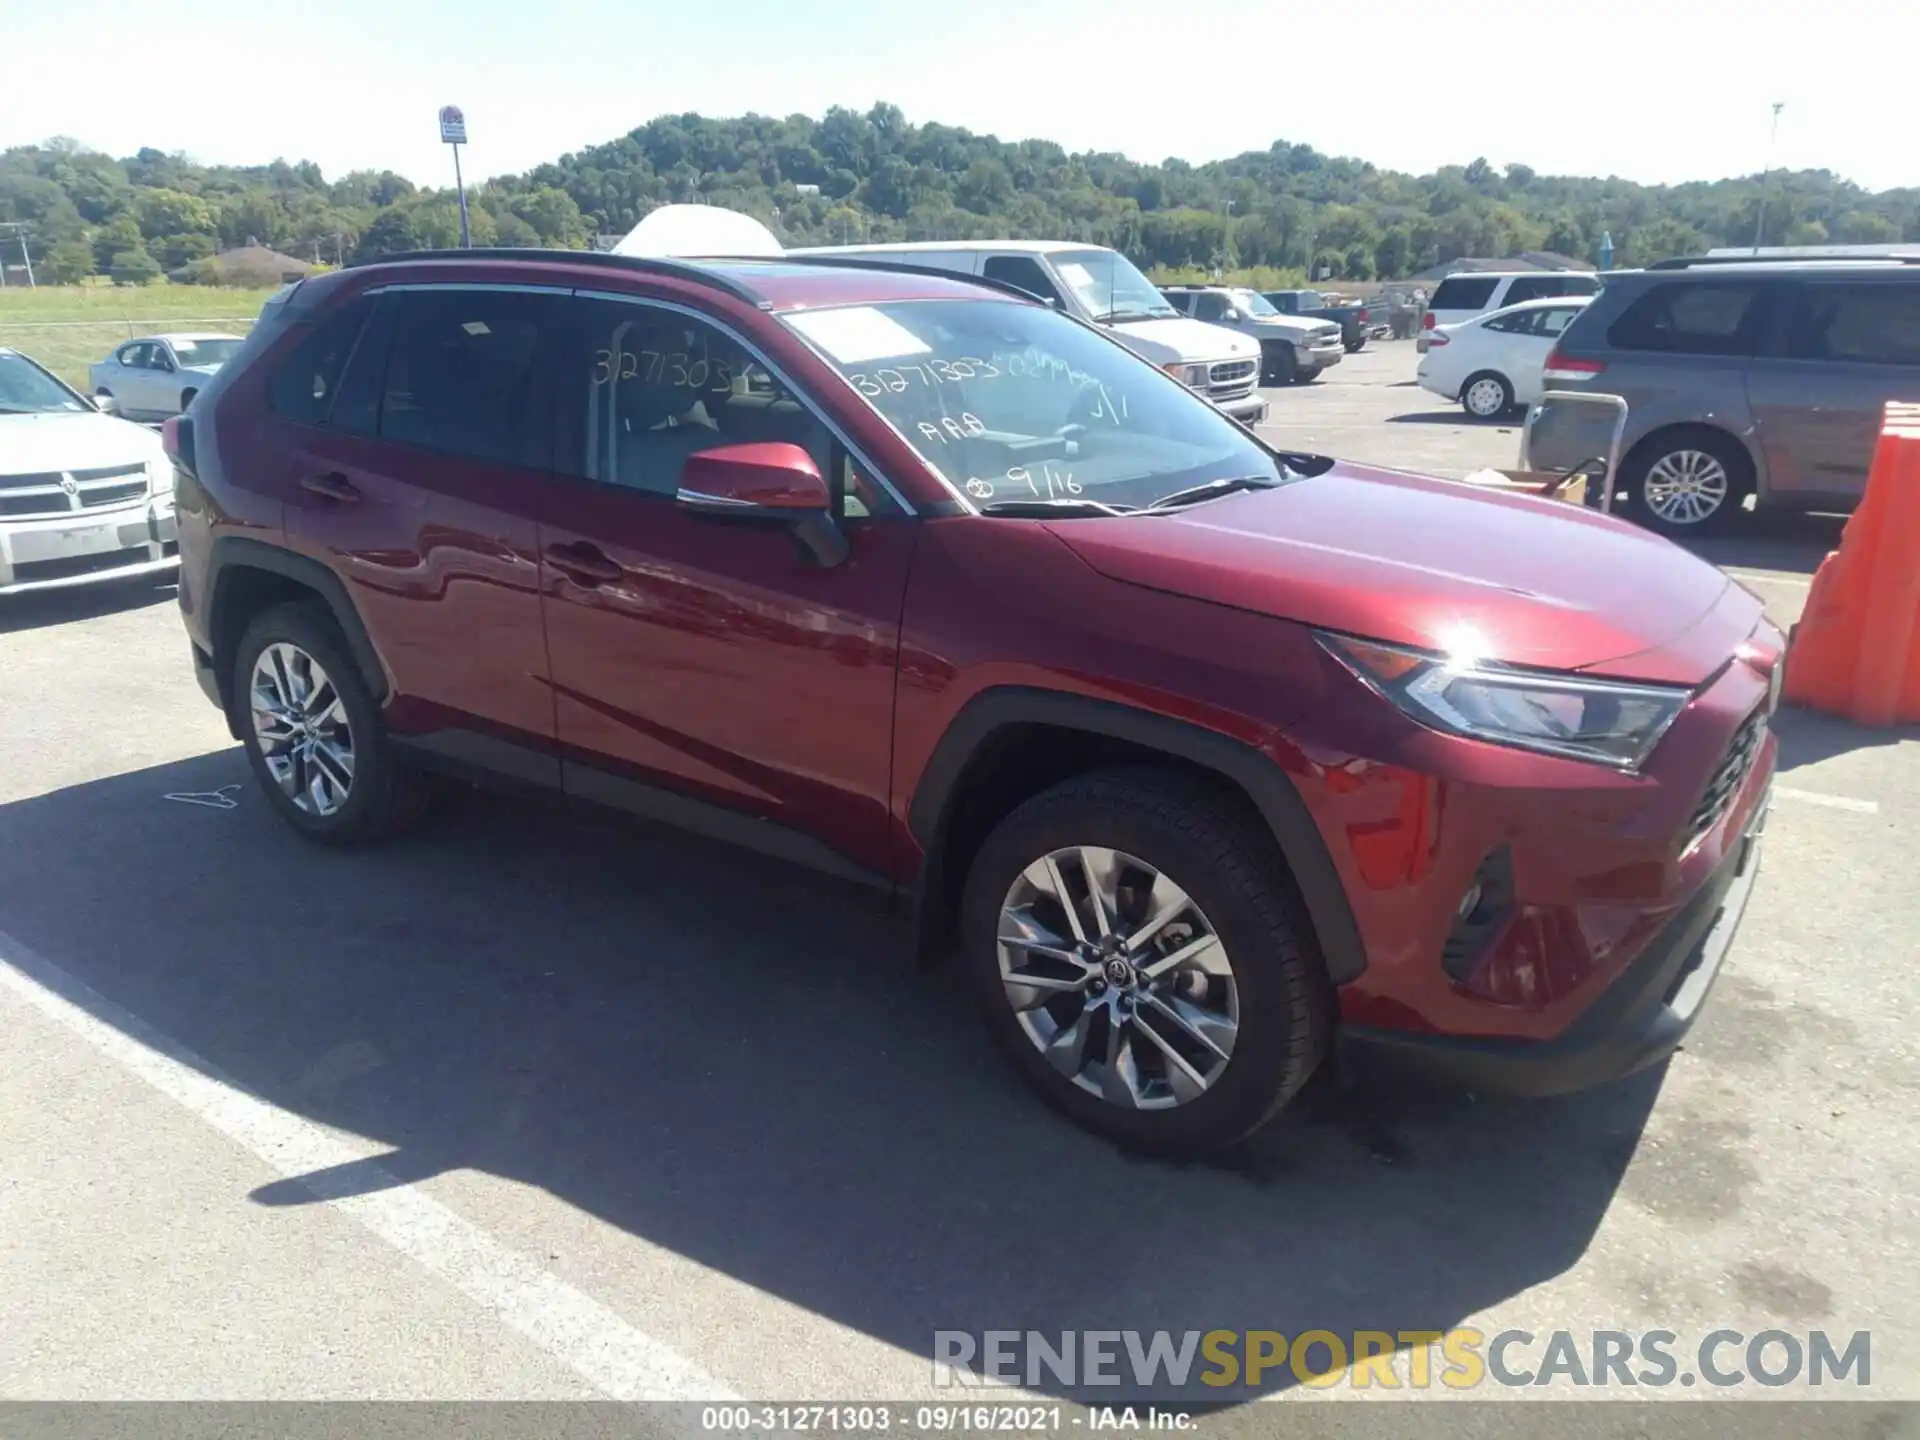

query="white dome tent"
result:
[611,204,784,259]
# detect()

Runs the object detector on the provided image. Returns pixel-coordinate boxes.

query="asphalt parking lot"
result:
[3,344,1917,1417]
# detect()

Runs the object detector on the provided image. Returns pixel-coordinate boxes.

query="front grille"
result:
[1684,708,1767,847]
[79,479,148,509]
[0,471,63,493]
[0,489,68,518]
[71,464,146,483]
[1208,359,1258,402]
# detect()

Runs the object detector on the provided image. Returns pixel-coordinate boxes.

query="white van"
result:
[1417,270,1602,351]
[790,240,1269,427]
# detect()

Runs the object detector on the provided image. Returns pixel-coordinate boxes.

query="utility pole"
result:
[1751,102,1786,254]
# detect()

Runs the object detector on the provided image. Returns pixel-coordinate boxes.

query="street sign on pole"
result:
[440,105,472,249]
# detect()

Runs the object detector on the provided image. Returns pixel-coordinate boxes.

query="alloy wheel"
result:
[1463,377,1509,418]
[996,846,1238,1110]
[249,642,355,817]
[1642,449,1730,526]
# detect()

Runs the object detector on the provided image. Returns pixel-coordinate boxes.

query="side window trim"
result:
[567,288,918,517]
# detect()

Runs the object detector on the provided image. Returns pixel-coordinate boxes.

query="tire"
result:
[179,388,198,412]
[1261,343,1296,387]
[1460,371,1515,420]
[1344,337,1366,353]
[232,601,425,844]
[960,769,1330,1153]
[1619,427,1754,537]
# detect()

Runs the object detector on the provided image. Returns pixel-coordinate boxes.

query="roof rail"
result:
[1647,253,1920,270]
[343,247,772,308]
[725,253,1050,306]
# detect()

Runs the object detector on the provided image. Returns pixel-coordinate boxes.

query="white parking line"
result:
[1775,786,1881,814]
[0,930,735,1403]
[1724,569,1813,589]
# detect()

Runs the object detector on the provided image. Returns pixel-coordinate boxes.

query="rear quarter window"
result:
[267,300,373,426]
[1504,275,1599,305]
[1607,282,1762,357]
[1430,277,1500,310]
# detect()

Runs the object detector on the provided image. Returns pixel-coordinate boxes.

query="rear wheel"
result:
[961,770,1329,1153]
[1460,371,1515,419]
[1621,428,1754,536]
[234,603,425,844]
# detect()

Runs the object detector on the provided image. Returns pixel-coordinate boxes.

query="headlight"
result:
[1160,361,1209,388]
[1317,631,1691,770]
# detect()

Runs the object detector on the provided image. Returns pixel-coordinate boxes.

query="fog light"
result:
[1441,848,1514,983]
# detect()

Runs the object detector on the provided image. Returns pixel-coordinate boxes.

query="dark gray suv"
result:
[1525,257,1920,535]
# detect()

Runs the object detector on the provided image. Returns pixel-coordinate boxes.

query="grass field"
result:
[0,284,278,391]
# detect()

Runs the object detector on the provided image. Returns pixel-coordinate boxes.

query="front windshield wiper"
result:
[1095,308,1177,323]
[976,497,1138,518]
[0,405,52,415]
[1140,475,1285,513]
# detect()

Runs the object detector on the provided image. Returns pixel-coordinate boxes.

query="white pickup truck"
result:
[789,240,1269,427]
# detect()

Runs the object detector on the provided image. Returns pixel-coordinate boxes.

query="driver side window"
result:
[558,298,872,510]
[1193,293,1229,322]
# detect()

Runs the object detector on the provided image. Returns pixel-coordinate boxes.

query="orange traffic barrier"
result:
[1783,401,1920,725]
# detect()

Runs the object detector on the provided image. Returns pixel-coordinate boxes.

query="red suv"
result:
[168,249,1780,1152]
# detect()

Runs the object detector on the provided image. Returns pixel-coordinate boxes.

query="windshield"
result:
[784,298,1294,512]
[169,337,245,368]
[1050,249,1179,321]
[1232,289,1281,318]
[0,353,87,414]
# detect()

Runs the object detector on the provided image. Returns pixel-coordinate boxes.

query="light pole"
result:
[1751,102,1785,254]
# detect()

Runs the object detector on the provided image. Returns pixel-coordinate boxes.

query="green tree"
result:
[353,206,418,260]
[108,246,161,284]
[92,211,143,272]
[135,188,215,241]
[38,237,95,283]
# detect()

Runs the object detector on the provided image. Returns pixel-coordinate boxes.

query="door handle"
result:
[300,471,361,504]
[543,542,624,585]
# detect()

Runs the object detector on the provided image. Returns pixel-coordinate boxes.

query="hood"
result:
[1046,461,1744,680]
[0,410,165,476]
[1247,314,1325,341]
[1104,317,1259,366]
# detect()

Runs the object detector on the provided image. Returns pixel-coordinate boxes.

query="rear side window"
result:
[378,289,558,468]
[268,301,372,427]
[1482,310,1537,334]
[1430,277,1499,310]
[1504,275,1594,305]
[1607,282,1762,356]
[1781,283,1920,367]
[982,255,1064,305]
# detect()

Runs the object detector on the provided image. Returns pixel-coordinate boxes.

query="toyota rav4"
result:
[169,247,1779,1152]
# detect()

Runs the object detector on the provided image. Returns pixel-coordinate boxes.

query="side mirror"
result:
[1220,309,1240,322]
[677,442,846,566]
[92,393,120,416]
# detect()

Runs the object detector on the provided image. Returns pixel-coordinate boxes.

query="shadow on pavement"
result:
[0,751,1659,1404]
[1680,512,1844,577]
[1773,705,1920,773]
[0,576,177,634]
[1384,411,1518,432]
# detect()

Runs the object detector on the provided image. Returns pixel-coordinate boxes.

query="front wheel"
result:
[961,770,1329,1153]
[1344,337,1366,353]
[1261,343,1297,387]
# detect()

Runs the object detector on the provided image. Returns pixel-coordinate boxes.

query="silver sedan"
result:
[88,332,246,421]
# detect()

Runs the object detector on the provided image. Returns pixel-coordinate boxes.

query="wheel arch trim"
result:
[206,536,390,719]
[907,687,1367,984]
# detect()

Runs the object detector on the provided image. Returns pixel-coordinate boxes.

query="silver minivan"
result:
[1524,257,1920,535]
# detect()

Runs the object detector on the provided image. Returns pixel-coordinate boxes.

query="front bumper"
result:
[1217,392,1270,426]
[0,497,179,596]
[1343,781,1770,1096]
[1300,344,1345,374]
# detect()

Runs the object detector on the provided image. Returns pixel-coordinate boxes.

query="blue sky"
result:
[5,0,1911,192]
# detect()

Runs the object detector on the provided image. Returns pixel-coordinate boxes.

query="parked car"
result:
[1159,286,1345,384]
[172,244,1779,1153]
[89,332,247,421]
[1526,256,1920,535]
[1262,289,1372,352]
[1418,272,1601,352]
[791,241,1267,427]
[0,348,178,595]
[1416,295,1593,418]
